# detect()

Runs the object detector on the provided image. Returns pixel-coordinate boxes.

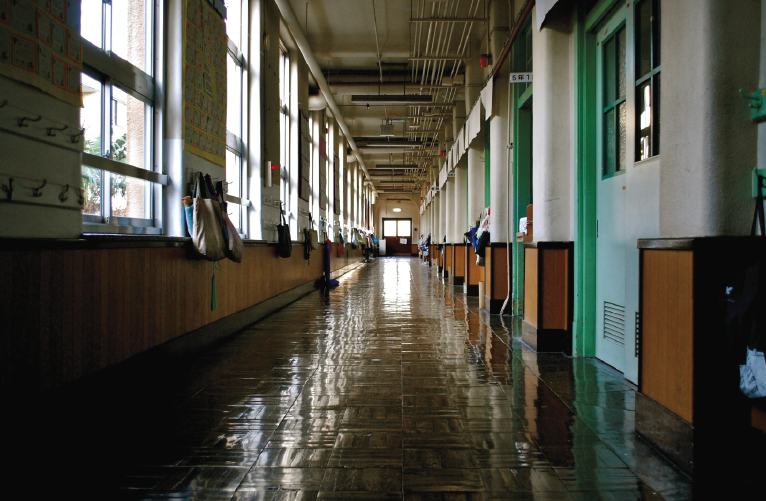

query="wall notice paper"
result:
[183,0,227,167]
[0,0,84,108]
[400,238,407,245]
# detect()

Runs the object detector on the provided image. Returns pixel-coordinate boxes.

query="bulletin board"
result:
[298,111,310,202]
[0,0,84,108]
[333,153,340,216]
[182,0,227,167]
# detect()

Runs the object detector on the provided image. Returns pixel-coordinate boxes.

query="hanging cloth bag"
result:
[277,212,292,258]
[191,173,227,262]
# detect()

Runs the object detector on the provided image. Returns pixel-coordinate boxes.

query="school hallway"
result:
[10,257,695,500]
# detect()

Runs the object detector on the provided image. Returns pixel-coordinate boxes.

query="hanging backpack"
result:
[215,181,244,263]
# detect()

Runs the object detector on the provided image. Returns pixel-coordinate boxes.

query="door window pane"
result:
[617,28,627,98]
[637,81,651,160]
[604,36,616,104]
[383,220,397,237]
[636,0,652,78]
[605,109,616,175]
[653,73,660,154]
[618,102,627,171]
[397,220,411,238]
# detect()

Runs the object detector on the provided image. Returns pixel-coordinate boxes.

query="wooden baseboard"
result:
[521,320,572,355]
[635,392,694,476]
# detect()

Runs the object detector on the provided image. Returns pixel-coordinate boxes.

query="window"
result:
[81,0,161,233]
[279,43,290,208]
[383,219,411,238]
[226,0,246,234]
[635,0,660,161]
[602,26,627,176]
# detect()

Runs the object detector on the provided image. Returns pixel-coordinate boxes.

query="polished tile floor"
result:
[18,257,697,499]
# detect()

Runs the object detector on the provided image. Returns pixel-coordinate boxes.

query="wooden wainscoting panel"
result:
[641,249,694,423]
[524,248,538,327]
[490,246,508,300]
[540,249,569,330]
[453,245,465,277]
[466,246,481,285]
[0,243,364,396]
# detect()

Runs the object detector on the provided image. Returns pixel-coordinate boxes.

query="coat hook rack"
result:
[18,115,42,127]
[70,129,85,143]
[32,179,46,197]
[0,100,8,109]
[59,184,70,202]
[46,124,68,137]
[1,178,14,200]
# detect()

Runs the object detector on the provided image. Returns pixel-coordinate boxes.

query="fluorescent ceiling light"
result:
[393,208,402,212]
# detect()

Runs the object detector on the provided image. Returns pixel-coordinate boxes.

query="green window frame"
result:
[601,23,627,177]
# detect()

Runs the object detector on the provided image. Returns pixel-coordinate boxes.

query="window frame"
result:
[81,0,164,234]
[382,218,413,238]
[224,0,249,237]
[279,42,290,211]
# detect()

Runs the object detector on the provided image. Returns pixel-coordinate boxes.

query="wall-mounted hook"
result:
[739,89,762,109]
[77,188,85,205]
[32,179,46,197]
[0,99,8,109]
[1,178,14,200]
[70,129,85,144]
[59,184,70,202]
[18,115,42,127]
[46,124,68,137]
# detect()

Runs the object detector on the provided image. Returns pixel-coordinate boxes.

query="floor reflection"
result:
[26,257,694,499]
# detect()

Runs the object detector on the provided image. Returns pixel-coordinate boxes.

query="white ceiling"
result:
[288,0,487,193]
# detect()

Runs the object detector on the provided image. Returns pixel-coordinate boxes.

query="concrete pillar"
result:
[489,0,510,67]
[440,175,448,244]
[489,73,510,243]
[465,40,485,228]
[532,12,572,242]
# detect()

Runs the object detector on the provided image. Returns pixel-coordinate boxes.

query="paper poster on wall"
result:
[182,0,227,167]
[0,0,84,108]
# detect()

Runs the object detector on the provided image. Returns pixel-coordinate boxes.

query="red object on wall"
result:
[440,150,445,157]
[479,54,490,68]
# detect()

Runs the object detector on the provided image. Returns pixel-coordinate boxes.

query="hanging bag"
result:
[277,210,292,258]
[191,173,227,262]
[214,181,244,263]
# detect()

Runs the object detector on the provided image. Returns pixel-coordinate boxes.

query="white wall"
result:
[660,0,761,237]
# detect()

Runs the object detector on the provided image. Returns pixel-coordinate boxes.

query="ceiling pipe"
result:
[273,0,377,196]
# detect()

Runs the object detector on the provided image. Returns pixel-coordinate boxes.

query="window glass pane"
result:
[82,74,102,215]
[82,74,102,156]
[383,220,397,237]
[81,0,103,49]
[604,36,616,104]
[605,109,616,175]
[111,86,146,170]
[653,0,661,67]
[111,0,147,73]
[397,220,411,238]
[226,148,241,201]
[226,151,242,230]
[637,81,651,161]
[636,0,652,78]
[111,175,148,218]
[227,54,241,135]
[654,73,660,155]
[617,27,626,98]
[618,102,627,171]
[226,0,241,50]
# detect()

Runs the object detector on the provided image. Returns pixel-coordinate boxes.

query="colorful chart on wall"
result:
[0,0,84,108]
[299,111,310,202]
[182,0,227,167]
